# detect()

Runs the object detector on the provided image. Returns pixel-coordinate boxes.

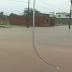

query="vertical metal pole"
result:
[32,0,60,70]
[27,0,30,28]
[69,0,72,29]
[69,5,71,29]
[6,12,9,25]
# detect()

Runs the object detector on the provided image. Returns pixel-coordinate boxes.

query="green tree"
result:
[9,13,17,18]
[0,12,6,20]
[0,12,4,15]
[23,8,41,16]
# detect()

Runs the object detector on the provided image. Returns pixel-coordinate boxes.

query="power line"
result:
[35,4,64,11]
[10,0,69,11]
[10,0,49,10]
[9,0,53,10]
[39,0,68,11]
[10,0,48,9]
[10,0,28,3]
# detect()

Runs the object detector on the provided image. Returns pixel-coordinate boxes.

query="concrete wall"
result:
[55,18,72,24]
[9,16,55,27]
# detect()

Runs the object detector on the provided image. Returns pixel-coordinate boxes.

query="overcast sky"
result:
[0,0,71,15]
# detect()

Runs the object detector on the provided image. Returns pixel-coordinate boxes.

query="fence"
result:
[55,18,72,25]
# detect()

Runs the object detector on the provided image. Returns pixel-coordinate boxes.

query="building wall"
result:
[65,14,72,18]
[56,13,72,18]
[56,13,65,18]
[9,16,55,27]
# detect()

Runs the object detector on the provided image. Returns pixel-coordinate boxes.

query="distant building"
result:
[41,12,55,17]
[40,13,49,17]
[56,12,72,18]
[49,12,55,17]
[9,16,55,27]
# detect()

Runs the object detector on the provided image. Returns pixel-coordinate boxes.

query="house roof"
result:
[56,12,66,14]
[65,13,70,14]
[41,13,49,15]
[56,12,70,14]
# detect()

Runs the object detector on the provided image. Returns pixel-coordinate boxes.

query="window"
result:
[65,15,70,17]
[58,15,61,17]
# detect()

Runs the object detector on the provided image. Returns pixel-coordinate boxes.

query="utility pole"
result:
[69,0,72,29]
[27,0,30,28]
[6,12,9,25]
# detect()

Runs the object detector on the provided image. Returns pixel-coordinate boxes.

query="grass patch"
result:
[0,21,9,25]
[0,24,27,28]
[0,21,28,28]
[55,23,69,26]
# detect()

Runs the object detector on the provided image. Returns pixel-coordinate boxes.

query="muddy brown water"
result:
[0,26,72,72]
